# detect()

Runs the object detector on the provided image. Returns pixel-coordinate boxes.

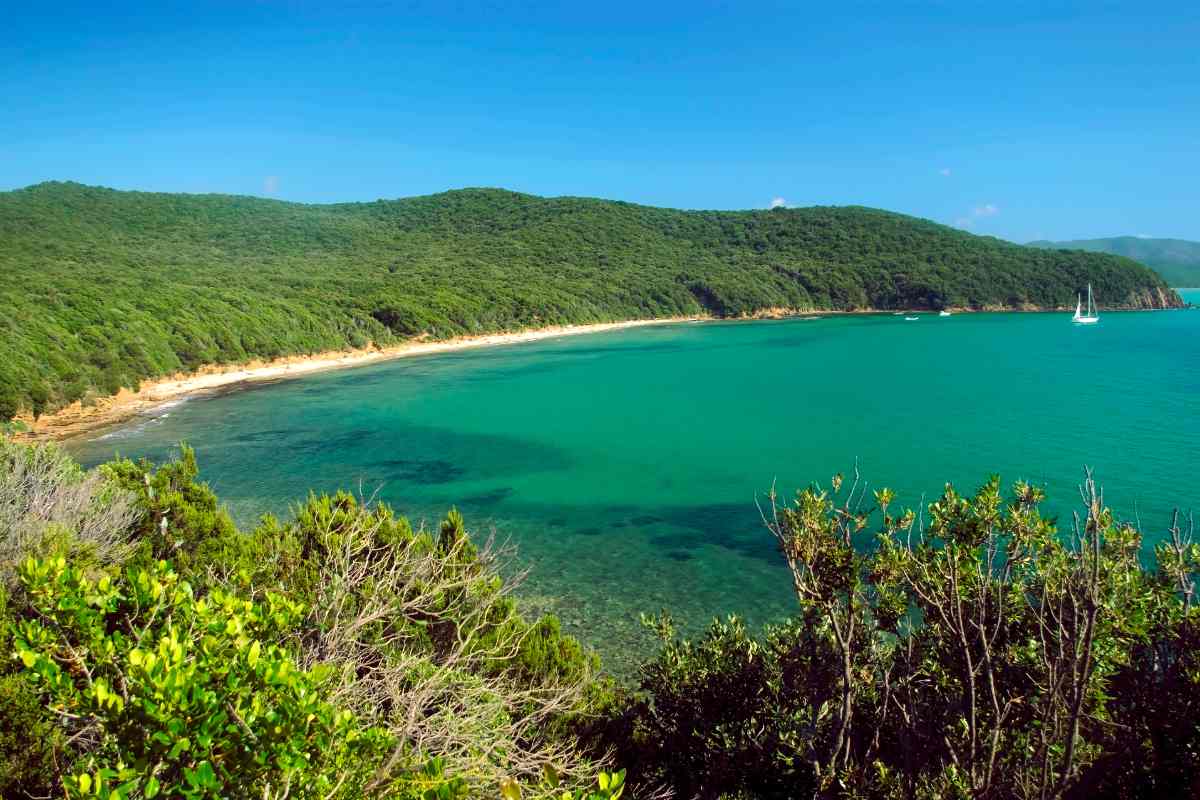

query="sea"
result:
[71,291,1200,674]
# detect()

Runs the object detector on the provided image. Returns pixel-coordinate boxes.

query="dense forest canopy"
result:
[0,181,1181,420]
[1027,235,1200,288]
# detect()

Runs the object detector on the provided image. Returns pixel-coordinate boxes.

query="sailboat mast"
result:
[1072,284,1099,323]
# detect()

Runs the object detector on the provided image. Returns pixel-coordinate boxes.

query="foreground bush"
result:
[0,670,66,795]
[5,437,1196,798]
[102,445,244,582]
[12,557,390,799]
[609,472,1200,799]
[613,613,838,798]
[0,436,138,586]
[248,493,607,792]
[0,440,617,798]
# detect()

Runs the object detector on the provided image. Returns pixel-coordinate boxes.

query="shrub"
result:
[102,445,247,581]
[10,556,392,799]
[618,614,828,799]
[609,471,1200,800]
[248,492,609,794]
[28,383,50,419]
[0,437,138,587]
[0,392,18,423]
[0,443,627,797]
[0,671,65,796]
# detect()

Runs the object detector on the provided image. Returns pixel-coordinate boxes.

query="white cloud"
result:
[1135,233,1152,239]
[938,167,952,177]
[955,203,999,229]
[263,175,280,195]
[769,196,787,209]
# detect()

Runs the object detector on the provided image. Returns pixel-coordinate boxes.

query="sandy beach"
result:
[13,317,709,444]
[12,299,1178,444]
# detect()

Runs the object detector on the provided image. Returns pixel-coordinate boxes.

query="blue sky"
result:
[2,1,1197,242]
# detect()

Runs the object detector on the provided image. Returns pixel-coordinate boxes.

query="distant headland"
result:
[1027,235,1200,288]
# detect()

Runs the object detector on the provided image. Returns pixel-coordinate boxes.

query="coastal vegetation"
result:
[1,437,1196,798]
[1028,236,1200,288]
[0,437,626,799]
[0,181,1181,422]
[607,474,1200,799]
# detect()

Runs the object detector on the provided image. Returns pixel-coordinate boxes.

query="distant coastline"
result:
[14,303,1185,444]
[14,317,701,443]
[2,183,1181,430]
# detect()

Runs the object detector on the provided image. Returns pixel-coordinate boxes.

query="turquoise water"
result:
[71,297,1200,672]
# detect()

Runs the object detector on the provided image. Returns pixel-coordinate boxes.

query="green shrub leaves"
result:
[12,557,389,799]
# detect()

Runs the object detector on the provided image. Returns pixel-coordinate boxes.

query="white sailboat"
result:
[1073,283,1099,325]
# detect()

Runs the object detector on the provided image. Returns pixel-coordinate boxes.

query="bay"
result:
[71,295,1200,673]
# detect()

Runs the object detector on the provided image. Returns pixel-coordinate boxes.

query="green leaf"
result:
[194,761,216,788]
[247,639,261,668]
[168,736,191,759]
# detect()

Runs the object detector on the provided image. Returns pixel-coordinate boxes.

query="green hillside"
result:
[1028,236,1200,287]
[0,181,1181,420]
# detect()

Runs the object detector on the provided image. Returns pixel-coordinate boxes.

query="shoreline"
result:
[13,302,1185,444]
[14,317,704,444]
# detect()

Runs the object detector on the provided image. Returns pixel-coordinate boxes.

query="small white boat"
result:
[904,315,920,321]
[938,310,951,317]
[1073,283,1099,325]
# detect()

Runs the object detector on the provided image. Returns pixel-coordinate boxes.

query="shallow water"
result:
[71,295,1200,674]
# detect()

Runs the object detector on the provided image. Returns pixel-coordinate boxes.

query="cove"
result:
[70,297,1200,674]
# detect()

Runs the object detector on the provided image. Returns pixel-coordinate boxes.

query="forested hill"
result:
[1027,236,1200,288]
[0,181,1182,420]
